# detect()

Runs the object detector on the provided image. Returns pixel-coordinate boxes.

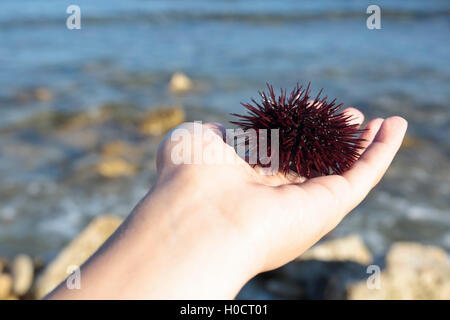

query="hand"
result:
[46,108,407,299]
[156,109,407,273]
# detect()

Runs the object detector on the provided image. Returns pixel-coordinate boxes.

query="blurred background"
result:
[0,0,449,299]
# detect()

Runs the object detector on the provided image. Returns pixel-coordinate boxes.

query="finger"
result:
[204,122,226,140]
[343,116,408,204]
[277,117,383,201]
[253,108,364,187]
[302,116,407,220]
[357,118,384,154]
[342,107,364,128]
[277,116,407,239]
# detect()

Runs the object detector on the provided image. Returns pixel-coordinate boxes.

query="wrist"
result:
[125,173,259,298]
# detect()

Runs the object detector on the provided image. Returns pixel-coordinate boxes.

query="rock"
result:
[18,111,90,133]
[97,102,139,124]
[401,134,423,148]
[0,273,13,299]
[275,235,374,299]
[265,278,304,299]
[139,106,185,136]
[101,141,130,156]
[96,157,137,178]
[100,140,147,167]
[33,256,46,273]
[56,127,100,150]
[11,254,34,296]
[169,72,193,94]
[14,87,53,102]
[348,242,450,300]
[34,88,53,101]
[0,256,8,273]
[386,242,447,269]
[35,215,123,298]
[279,259,368,299]
[298,234,373,265]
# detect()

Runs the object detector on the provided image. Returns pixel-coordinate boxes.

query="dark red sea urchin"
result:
[230,83,365,179]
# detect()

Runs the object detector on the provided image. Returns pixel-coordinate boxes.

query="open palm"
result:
[156,108,407,274]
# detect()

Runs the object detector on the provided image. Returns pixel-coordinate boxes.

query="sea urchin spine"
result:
[230,83,365,178]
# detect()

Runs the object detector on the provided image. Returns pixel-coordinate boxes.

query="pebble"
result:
[0,273,13,299]
[169,72,193,94]
[0,256,8,273]
[139,106,185,136]
[34,88,53,101]
[348,242,450,299]
[35,215,123,298]
[96,157,137,178]
[14,87,53,102]
[12,254,34,297]
[298,234,373,265]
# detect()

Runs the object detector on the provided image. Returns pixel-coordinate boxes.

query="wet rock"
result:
[101,140,145,158]
[240,235,373,299]
[169,72,193,94]
[265,278,304,299]
[348,242,450,299]
[401,134,423,148]
[17,111,90,133]
[97,102,140,124]
[237,279,277,300]
[298,234,373,265]
[14,87,53,103]
[244,258,368,300]
[34,88,53,101]
[0,273,13,299]
[0,256,8,273]
[33,256,46,273]
[139,106,185,136]
[100,140,147,167]
[35,215,123,298]
[96,157,137,178]
[11,254,34,297]
[101,140,131,156]
[386,242,448,268]
[55,113,93,132]
[283,259,368,299]
[55,127,100,150]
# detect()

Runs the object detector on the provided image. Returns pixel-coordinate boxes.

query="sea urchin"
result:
[230,83,365,178]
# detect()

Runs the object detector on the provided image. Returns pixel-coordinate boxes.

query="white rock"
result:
[12,254,34,296]
[0,273,13,299]
[348,242,450,300]
[35,215,123,298]
[169,72,193,94]
[298,234,373,265]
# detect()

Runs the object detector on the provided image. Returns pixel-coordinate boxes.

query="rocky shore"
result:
[1,0,449,300]
[1,72,449,300]
[1,215,448,300]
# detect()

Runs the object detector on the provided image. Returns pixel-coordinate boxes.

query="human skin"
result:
[46,108,407,299]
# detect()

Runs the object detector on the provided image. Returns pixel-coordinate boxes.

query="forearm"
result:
[46,178,255,299]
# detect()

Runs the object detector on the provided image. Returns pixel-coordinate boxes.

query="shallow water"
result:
[0,0,449,263]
